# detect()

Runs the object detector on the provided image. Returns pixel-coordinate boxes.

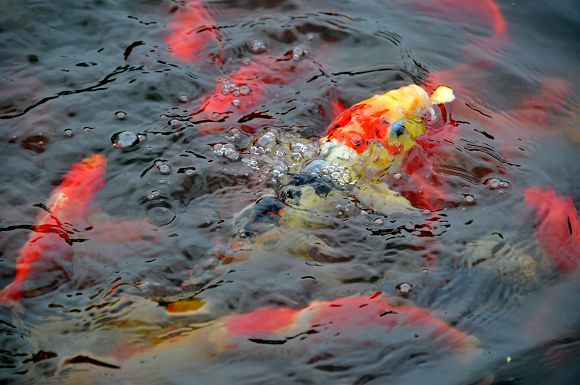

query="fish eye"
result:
[391,121,406,137]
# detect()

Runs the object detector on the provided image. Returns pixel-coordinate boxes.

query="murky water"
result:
[1,1,579,384]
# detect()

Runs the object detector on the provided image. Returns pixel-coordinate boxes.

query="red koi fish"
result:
[525,187,580,273]
[191,54,309,135]
[0,154,107,303]
[165,0,224,63]
[397,0,509,210]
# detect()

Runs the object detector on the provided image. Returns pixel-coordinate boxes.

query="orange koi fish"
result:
[165,0,224,63]
[525,187,580,273]
[319,84,455,182]
[0,154,107,303]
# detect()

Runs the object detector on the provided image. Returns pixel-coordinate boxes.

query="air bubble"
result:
[247,39,267,54]
[292,46,305,61]
[147,190,161,200]
[223,147,239,161]
[111,131,140,148]
[396,282,412,294]
[464,194,475,204]
[485,178,510,190]
[115,111,127,120]
[238,85,251,96]
[178,94,189,103]
[64,129,73,138]
[231,99,241,108]
[169,119,184,129]
[145,199,176,226]
[255,132,276,149]
[155,161,172,175]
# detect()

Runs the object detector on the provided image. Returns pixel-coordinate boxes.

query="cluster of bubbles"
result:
[154,160,172,175]
[239,130,319,182]
[247,38,267,54]
[218,76,252,109]
[302,159,352,186]
[213,143,240,161]
[484,178,511,190]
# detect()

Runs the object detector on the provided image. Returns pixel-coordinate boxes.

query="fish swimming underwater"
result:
[54,293,478,383]
[165,0,224,63]
[525,187,580,273]
[0,154,107,303]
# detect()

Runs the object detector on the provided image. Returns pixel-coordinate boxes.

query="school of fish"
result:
[1,0,578,382]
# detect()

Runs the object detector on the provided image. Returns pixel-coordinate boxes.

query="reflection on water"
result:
[0,0,579,384]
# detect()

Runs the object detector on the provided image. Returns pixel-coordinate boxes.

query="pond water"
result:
[0,1,579,384]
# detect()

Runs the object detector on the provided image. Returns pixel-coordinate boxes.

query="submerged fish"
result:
[190,54,311,135]
[525,187,580,273]
[165,0,224,63]
[0,154,107,303]
[56,293,477,382]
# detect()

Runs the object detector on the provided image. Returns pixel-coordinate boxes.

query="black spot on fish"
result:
[287,173,336,197]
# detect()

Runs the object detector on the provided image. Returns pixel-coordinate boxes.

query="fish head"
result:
[320,84,454,181]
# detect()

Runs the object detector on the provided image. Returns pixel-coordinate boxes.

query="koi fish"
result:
[165,0,224,63]
[222,293,476,350]
[190,53,311,135]
[229,85,455,264]
[0,154,107,303]
[283,84,456,216]
[524,187,580,273]
[320,84,454,171]
[59,293,476,379]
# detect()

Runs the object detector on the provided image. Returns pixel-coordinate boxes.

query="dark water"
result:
[1,0,579,384]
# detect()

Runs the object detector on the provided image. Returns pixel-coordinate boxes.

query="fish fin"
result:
[430,86,455,104]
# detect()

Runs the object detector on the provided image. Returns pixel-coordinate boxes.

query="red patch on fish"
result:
[0,154,107,303]
[226,307,299,336]
[525,187,580,273]
[323,103,393,154]
[165,0,224,63]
